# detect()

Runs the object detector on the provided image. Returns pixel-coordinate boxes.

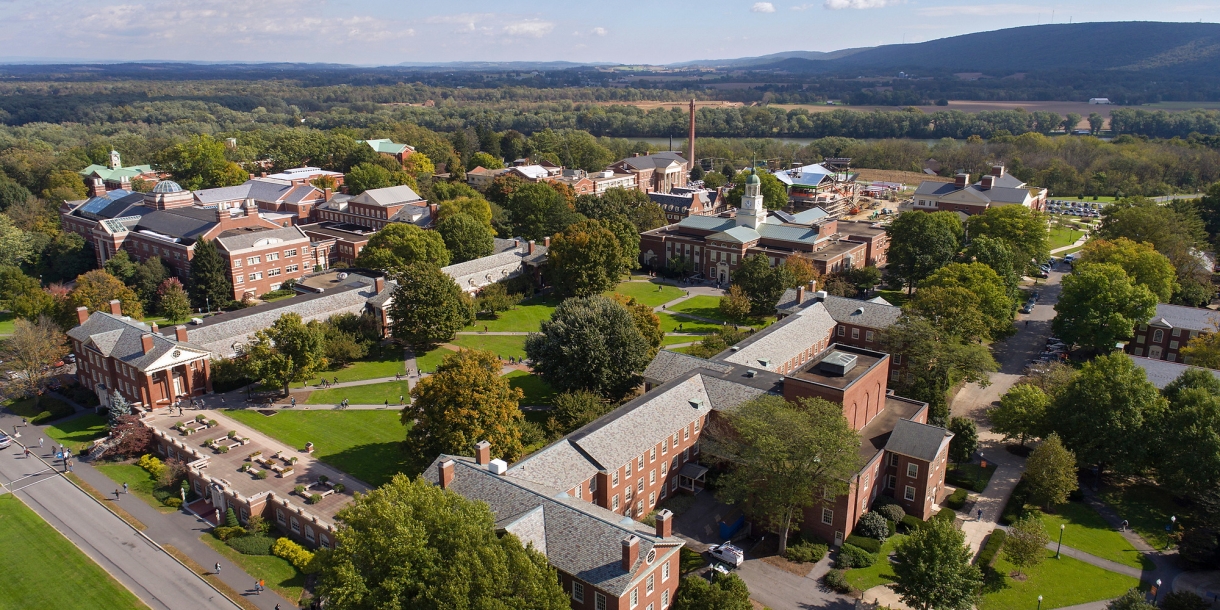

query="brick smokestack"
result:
[655,509,673,538]
[150,322,158,334]
[622,535,640,571]
[528,240,536,255]
[175,325,189,342]
[324,188,333,201]
[474,440,491,465]
[76,307,90,325]
[374,276,385,293]
[141,334,154,355]
[991,164,1005,177]
[954,173,969,189]
[797,285,806,304]
[980,175,995,190]
[109,299,122,316]
[439,460,455,490]
[543,236,550,248]
[688,99,696,175]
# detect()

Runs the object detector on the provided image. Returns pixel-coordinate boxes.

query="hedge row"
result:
[977,529,1007,567]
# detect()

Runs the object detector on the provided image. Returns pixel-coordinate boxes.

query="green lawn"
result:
[0,495,147,608]
[414,347,456,373]
[305,380,412,406]
[505,370,557,406]
[299,345,405,387]
[45,413,109,452]
[450,334,527,360]
[465,296,561,332]
[947,461,998,493]
[224,409,411,485]
[667,295,772,328]
[1049,225,1085,250]
[201,534,305,604]
[846,534,904,591]
[0,311,15,335]
[94,462,176,513]
[662,334,700,346]
[609,281,686,308]
[657,312,722,334]
[979,551,1137,610]
[873,290,910,307]
[1038,502,1152,570]
[1099,483,1186,550]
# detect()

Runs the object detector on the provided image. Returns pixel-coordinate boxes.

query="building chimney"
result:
[797,285,806,304]
[543,236,550,248]
[688,99,696,175]
[980,175,995,190]
[90,178,106,197]
[109,299,122,316]
[76,306,90,325]
[141,334,154,355]
[439,459,455,490]
[655,509,673,538]
[622,535,640,571]
[324,188,333,201]
[954,173,969,189]
[150,322,158,334]
[260,172,268,178]
[175,325,189,342]
[474,440,491,465]
[991,164,1005,177]
[374,276,385,293]
[528,240,536,255]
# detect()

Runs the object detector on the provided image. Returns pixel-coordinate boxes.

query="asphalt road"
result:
[0,441,240,610]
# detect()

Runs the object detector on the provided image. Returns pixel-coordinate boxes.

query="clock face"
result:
[172,349,181,358]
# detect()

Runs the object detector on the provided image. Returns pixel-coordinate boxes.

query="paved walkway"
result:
[1050,234,1089,254]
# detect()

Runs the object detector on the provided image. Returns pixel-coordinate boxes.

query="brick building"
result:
[650,187,721,223]
[640,174,887,284]
[194,178,328,226]
[215,225,316,300]
[298,223,373,266]
[67,301,212,408]
[79,150,162,195]
[424,448,683,610]
[775,288,904,380]
[263,167,344,188]
[609,152,690,194]
[357,139,415,165]
[467,166,511,191]
[313,185,433,231]
[912,166,1047,216]
[1126,303,1216,362]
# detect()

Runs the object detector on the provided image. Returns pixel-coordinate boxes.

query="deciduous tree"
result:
[881,315,998,425]
[731,253,791,315]
[547,219,627,298]
[1078,238,1177,302]
[990,384,1050,446]
[1024,433,1078,510]
[947,417,978,464]
[1107,589,1156,610]
[69,269,144,319]
[154,134,247,190]
[545,389,611,438]
[502,182,582,241]
[673,572,752,610]
[387,263,474,350]
[313,474,569,610]
[966,205,1049,268]
[156,278,191,323]
[612,294,663,358]
[1156,369,1220,491]
[405,349,525,465]
[719,285,753,322]
[356,223,450,270]
[436,213,494,264]
[436,195,493,228]
[0,265,54,321]
[886,210,961,292]
[1052,263,1156,354]
[241,313,328,396]
[1004,515,1050,578]
[725,170,788,210]
[892,517,982,610]
[525,296,651,399]
[0,316,68,397]
[704,395,862,555]
[916,262,1015,339]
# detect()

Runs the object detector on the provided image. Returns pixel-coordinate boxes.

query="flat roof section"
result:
[789,344,886,390]
[858,397,925,462]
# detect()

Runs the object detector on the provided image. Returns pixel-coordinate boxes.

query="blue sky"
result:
[1,0,1217,65]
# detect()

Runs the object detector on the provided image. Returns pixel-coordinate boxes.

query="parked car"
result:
[65,353,76,363]
[1020,302,1035,314]
[709,542,745,568]
[0,430,10,449]
[1030,291,1041,301]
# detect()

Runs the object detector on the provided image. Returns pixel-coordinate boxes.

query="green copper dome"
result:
[746,171,760,184]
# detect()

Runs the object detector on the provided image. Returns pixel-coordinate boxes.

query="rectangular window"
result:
[1172,328,1181,337]
[575,485,582,499]
[887,475,896,489]
[248,272,262,281]
[661,439,668,454]
[894,354,902,364]
[866,330,875,342]
[626,462,632,476]
[662,589,670,609]
[650,447,656,461]
[286,264,298,273]
[1170,340,1180,350]
[266,252,279,262]
[683,447,690,462]
[291,518,300,533]
[1136,335,1146,344]
[573,581,585,603]
[613,471,619,486]
[631,587,639,608]
[590,478,597,493]
[247,256,261,265]
[822,508,834,525]
[638,479,644,494]
[672,433,679,448]
[661,461,667,475]
[650,469,656,484]
[638,456,644,470]
[890,369,899,381]
[649,492,656,507]
[904,485,917,501]
[907,463,918,478]
[670,478,678,491]
[837,325,845,336]
[612,494,619,510]
[890,454,899,467]
[662,561,670,582]
[233,259,241,268]
[683,426,690,440]
[851,328,860,339]
[305,527,315,542]
[268,268,282,277]
[596,592,607,610]
[285,248,297,257]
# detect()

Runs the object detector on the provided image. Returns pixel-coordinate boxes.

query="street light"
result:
[1038,595,1043,610]
[1056,523,1065,559]
[1155,579,1162,603]
[1167,515,1177,549]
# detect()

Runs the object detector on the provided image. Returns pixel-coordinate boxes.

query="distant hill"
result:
[670,48,870,68]
[394,60,615,70]
[749,22,1220,76]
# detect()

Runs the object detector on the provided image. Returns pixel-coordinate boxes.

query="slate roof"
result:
[422,457,681,597]
[440,241,547,283]
[820,295,902,329]
[388,203,433,227]
[615,151,688,171]
[643,351,733,385]
[983,173,1025,189]
[859,397,926,462]
[720,303,836,371]
[1146,303,1217,331]
[350,185,423,206]
[650,190,713,211]
[67,312,206,373]
[1129,355,1220,389]
[912,181,1031,205]
[885,418,952,462]
[215,226,309,252]
[913,182,960,197]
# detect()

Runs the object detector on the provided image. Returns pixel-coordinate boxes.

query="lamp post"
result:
[1037,595,1043,610]
[1167,515,1177,549]
[1056,523,1065,559]
[1155,579,1162,603]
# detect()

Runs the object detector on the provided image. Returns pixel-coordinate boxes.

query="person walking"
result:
[290,396,296,408]
[39,437,44,448]
[399,395,404,406]
[215,562,221,575]
[254,581,261,595]
[123,482,129,494]
[114,488,121,499]
[259,579,265,592]
[23,447,30,458]
[384,399,389,409]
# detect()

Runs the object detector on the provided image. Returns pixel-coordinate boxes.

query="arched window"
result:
[1152,329,1164,343]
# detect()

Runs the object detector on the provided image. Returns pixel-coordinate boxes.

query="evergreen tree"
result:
[188,239,232,311]
[108,390,131,425]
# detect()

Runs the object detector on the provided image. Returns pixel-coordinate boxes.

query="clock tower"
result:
[737,171,764,230]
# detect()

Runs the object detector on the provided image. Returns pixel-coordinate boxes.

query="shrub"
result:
[272,537,315,571]
[138,454,166,479]
[307,494,323,505]
[294,485,306,495]
[1001,477,1033,525]
[224,507,240,528]
[217,445,229,454]
[900,514,923,533]
[164,497,183,508]
[945,487,969,510]
[208,419,218,426]
[844,534,881,554]
[1161,591,1209,610]
[1179,527,1220,566]
[856,511,889,541]
[877,503,906,523]
[887,519,897,538]
[822,569,853,594]
[227,430,237,439]
[245,514,268,536]
[935,508,957,522]
[213,526,246,541]
[977,529,1007,567]
[837,543,876,569]
[254,470,269,480]
[333,484,345,493]
[228,535,276,556]
[318,475,329,483]
[195,414,207,423]
[785,540,828,563]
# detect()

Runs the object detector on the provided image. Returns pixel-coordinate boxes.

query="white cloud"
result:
[591,27,608,36]
[915,3,1040,16]
[790,3,817,9]
[502,20,555,37]
[823,0,903,9]
[751,2,776,13]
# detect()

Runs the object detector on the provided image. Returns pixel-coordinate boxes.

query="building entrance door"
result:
[1149,346,1163,359]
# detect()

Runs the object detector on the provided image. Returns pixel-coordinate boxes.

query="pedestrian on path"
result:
[399,395,404,406]
[384,399,389,408]
[254,581,260,594]
[39,437,43,448]
[260,579,265,592]
[215,562,221,575]
[23,447,30,458]
[114,488,120,499]
[123,482,129,494]
[977,508,983,521]
[290,397,296,408]
[333,376,338,385]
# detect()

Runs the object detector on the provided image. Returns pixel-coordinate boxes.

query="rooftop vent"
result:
[819,351,858,377]
[745,369,758,378]
[488,459,508,475]
[854,308,864,316]
[758,359,771,368]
